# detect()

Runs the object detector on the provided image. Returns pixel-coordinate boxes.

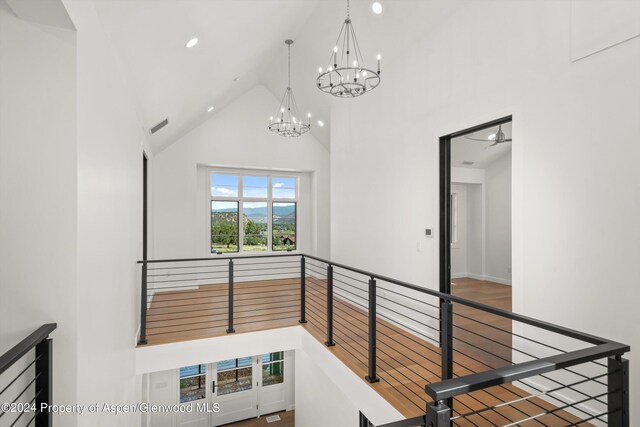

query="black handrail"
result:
[0,323,56,375]
[136,253,630,426]
[0,323,56,427]
[137,253,300,264]
[425,341,629,401]
[302,253,610,345]
[138,252,617,346]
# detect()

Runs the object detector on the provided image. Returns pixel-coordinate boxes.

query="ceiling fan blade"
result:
[464,136,490,142]
[485,142,499,149]
[505,138,513,142]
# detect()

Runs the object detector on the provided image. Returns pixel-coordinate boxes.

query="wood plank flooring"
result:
[145,278,302,345]
[221,410,294,427]
[142,276,591,426]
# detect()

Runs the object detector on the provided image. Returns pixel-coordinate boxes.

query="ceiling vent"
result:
[461,160,475,166]
[150,118,169,135]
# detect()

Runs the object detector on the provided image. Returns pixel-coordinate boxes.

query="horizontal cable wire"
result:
[499,391,611,427]
[452,372,609,421]
[451,320,608,388]
[332,269,368,284]
[146,297,300,318]
[148,276,229,285]
[311,299,484,423]
[0,357,38,396]
[9,391,40,427]
[453,309,606,369]
[376,293,440,321]
[377,283,440,310]
[0,374,40,419]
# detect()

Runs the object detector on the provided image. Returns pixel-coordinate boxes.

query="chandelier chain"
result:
[287,42,291,88]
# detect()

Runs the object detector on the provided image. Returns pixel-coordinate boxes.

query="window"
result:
[179,364,206,403]
[216,357,253,396]
[210,173,298,253]
[261,352,284,387]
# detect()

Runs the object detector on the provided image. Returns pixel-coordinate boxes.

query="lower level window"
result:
[261,352,284,386]
[179,364,206,403]
[216,357,253,396]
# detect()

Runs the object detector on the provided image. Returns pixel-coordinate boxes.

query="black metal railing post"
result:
[325,264,335,346]
[440,300,453,411]
[138,263,148,345]
[608,355,629,426]
[359,411,373,427]
[35,338,52,427]
[425,401,450,427]
[299,256,307,324]
[365,277,380,383]
[227,259,235,333]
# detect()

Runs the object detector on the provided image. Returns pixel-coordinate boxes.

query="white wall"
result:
[325,1,640,422]
[62,1,150,425]
[295,349,358,427]
[485,151,512,284]
[0,2,78,424]
[152,85,330,260]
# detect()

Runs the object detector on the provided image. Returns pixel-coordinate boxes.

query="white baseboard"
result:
[333,288,438,346]
[484,275,512,286]
[453,273,512,286]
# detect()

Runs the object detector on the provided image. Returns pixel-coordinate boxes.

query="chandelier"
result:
[316,0,381,98]
[269,40,310,137]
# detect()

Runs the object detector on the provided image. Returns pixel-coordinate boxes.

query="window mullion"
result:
[238,176,244,252]
[268,176,273,252]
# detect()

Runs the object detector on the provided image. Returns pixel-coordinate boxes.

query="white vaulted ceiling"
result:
[94,0,325,153]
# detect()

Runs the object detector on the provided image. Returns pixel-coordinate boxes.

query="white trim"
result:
[333,288,438,346]
[452,273,512,286]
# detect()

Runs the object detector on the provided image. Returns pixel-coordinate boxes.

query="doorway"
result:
[439,117,514,367]
[173,352,292,427]
[439,116,512,304]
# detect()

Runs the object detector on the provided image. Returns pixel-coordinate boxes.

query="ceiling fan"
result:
[464,124,512,147]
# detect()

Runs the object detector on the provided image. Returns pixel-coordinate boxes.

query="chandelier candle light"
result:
[269,39,311,137]
[316,0,381,98]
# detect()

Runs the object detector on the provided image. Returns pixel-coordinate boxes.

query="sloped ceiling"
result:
[94,0,328,153]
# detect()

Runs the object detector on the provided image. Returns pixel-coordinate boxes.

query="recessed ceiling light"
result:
[207,106,214,113]
[487,133,496,140]
[185,37,199,49]
[317,120,325,127]
[372,2,383,14]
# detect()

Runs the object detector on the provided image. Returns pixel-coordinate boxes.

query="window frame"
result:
[261,352,284,387]
[178,364,207,404]
[209,171,299,254]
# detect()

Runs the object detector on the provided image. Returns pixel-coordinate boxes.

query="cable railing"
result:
[137,254,630,426]
[0,324,56,427]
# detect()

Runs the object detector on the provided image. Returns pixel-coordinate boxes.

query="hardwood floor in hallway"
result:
[451,277,512,311]
[220,411,294,427]
[142,274,591,426]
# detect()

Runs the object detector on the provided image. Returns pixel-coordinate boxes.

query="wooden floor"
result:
[222,411,294,427]
[143,276,590,426]
[145,278,302,345]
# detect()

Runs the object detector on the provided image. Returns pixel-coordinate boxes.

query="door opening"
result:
[168,351,292,427]
[439,116,512,301]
